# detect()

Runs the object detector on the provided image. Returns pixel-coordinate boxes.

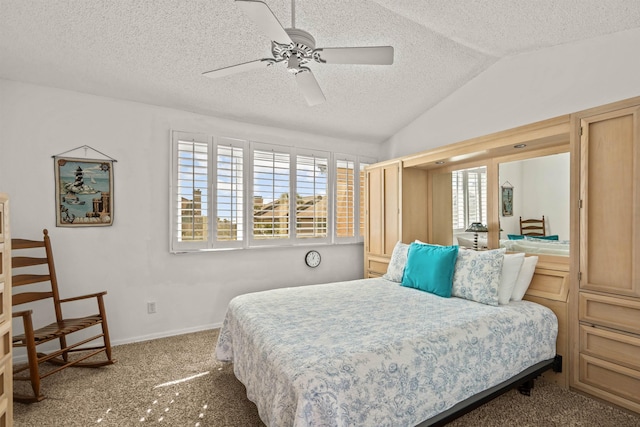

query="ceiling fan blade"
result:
[295,70,326,106]
[202,59,270,79]
[314,46,394,65]
[235,0,292,45]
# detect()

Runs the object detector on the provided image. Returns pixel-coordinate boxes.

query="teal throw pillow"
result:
[401,242,459,297]
[508,234,525,240]
[525,235,559,241]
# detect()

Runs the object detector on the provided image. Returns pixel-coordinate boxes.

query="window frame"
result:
[333,154,375,244]
[452,166,488,232]
[170,131,211,253]
[170,131,376,253]
[293,147,331,245]
[213,136,247,250]
[248,141,294,247]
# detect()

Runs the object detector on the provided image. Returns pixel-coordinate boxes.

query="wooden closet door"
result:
[580,106,640,297]
[365,162,400,258]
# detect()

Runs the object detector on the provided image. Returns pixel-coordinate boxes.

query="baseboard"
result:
[110,322,223,346]
[12,322,223,365]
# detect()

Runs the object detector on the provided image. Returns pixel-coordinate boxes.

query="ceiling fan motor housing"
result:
[273,28,316,70]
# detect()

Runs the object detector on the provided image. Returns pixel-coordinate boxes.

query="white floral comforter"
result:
[216,278,557,427]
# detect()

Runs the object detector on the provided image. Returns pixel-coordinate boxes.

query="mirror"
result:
[498,152,570,256]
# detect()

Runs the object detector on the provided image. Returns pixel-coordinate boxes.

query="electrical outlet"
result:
[147,301,157,314]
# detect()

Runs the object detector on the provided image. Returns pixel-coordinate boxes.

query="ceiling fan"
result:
[202,0,394,106]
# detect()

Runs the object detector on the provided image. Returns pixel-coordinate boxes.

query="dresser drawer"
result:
[579,292,640,335]
[579,354,640,406]
[580,325,640,371]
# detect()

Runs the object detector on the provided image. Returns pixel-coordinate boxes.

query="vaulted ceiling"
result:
[1,1,639,143]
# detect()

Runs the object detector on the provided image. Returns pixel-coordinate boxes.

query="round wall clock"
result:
[305,250,321,268]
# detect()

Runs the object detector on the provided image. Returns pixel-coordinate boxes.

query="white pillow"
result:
[498,253,525,305]
[510,256,539,301]
[452,248,505,306]
[382,241,409,283]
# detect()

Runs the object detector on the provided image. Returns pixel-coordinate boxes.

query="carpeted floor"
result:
[13,329,640,426]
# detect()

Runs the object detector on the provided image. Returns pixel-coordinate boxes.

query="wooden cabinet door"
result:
[365,162,400,257]
[579,106,640,297]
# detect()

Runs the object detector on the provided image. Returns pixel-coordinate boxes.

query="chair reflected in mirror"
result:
[519,216,546,237]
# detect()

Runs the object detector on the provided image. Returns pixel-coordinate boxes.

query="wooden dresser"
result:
[570,100,640,414]
[0,194,13,425]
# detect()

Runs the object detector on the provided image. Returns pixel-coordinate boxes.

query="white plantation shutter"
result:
[359,161,371,239]
[467,169,486,225]
[251,145,291,243]
[171,133,211,251]
[452,170,465,231]
[452,167,487,231]
[171,131,376,252]
[335,157,355,239]
[215,138,245,248]
[296,151,329,241]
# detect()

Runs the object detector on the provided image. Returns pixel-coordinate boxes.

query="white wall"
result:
[383,27,640,159]
[0,80,380,346]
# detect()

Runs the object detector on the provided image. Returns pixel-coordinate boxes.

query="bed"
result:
[499,238,570,256]
[216,269,559,426]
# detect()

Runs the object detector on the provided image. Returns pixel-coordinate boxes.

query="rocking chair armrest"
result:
[12,309,34,318]
[59,291,107,304]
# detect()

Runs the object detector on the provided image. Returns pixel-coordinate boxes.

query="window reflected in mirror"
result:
[498,152,570,256]
[452,166,488,249]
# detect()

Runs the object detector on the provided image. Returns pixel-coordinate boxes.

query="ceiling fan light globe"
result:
[287,55,300,73]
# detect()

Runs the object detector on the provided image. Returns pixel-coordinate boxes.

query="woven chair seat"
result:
[13,315,103,346]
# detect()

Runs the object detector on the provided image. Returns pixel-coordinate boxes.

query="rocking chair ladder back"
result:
[519,216,546,236]
[11,229,115,403]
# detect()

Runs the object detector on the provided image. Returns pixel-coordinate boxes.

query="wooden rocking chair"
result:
[11,229,115,402]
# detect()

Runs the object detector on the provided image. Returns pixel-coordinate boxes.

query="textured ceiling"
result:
[1,1,640,143]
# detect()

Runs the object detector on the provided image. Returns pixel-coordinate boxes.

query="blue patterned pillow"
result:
[401,242,459,297]
[382,242,409,282]
[452,248,506,306]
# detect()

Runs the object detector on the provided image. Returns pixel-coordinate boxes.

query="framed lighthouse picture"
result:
[54,157,114,227]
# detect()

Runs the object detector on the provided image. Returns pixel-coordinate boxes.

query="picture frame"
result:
[501,182,513,217]
[55,157,114,227]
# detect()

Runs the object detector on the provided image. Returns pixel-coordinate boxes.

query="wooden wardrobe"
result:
[569,98,640,414]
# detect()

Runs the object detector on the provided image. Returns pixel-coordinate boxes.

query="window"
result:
[170,132,374,252]
[215,138,245,248]
[452,166,487,231]
[334,156,373,243]
[296,151,328,241]
[359,161,371,238]
[335,157,355,238]
[251,145,291,244]
[172,134,209,251]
